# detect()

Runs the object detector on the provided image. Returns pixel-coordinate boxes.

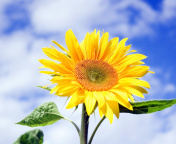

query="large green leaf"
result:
[16,102,65,127]
[13,129,43,144]
[120,99,176,114]
[16,102,80,134]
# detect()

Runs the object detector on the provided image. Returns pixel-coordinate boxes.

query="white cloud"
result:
[2,0,176,38]
[150,113,176,144]
[0,31,36,97]
[106,0,158,37]
[28,0,156,37]
[26,0,176,38]
[29,0,108,36]
[142,68,176,100]
[161,0,176,21]
[163,84,176,94]
[0,94,33,143]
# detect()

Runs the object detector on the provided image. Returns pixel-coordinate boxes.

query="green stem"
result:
[65,118,80,135]
[80,104,89,144]
[88,116,106,144]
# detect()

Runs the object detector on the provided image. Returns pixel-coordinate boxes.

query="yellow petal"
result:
[93,92,106,118]
[148,71,155,73]
[55,83,80,96]
[119,78,150,89]
[101,37,119,61]
[66,94,78,109]
[94,30,100,59]
[52,40,69,53]
[131,61,145,65]
[109,38,128,63]
[85,92,97,115]
[111,89,133,111]
[80,40,86,60]
[123,86,144,98]
[42,47,75,70]
[105,102,114,124]
[128,93,135,102]
[39,71,60,75]
[107,101,119,119]
[119,66,149,78]
[66,89,85,109]
[127,50,137,53]
[104,91,118,102]
[84,32,91,59]
[89,30,96,59]
[50,86,60,94]
[50,76,75,84]
[117,54,147,68]
[65,29,83,62]
[39,59,72,74]
[98,32,109,60]
[93,92,105,108]
[98,104,106,118]
[129,85,148,94]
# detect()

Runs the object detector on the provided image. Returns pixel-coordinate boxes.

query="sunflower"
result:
[39,29,153,123]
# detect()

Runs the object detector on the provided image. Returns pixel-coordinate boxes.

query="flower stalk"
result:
[80,104,89,144]
[88,116,106,144]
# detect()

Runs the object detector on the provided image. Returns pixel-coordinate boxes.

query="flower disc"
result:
[74,59,118,91]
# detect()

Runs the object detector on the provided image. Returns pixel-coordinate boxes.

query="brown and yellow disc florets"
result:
[74,60,118,91]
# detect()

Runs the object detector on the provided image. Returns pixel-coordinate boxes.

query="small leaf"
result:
[13,129,43,144]
[120,99,176,114]
[75,105,79,111]
[37,86,52,91]
[16,102,65,127]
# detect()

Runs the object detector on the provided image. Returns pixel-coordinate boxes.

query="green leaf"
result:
[13,129,43,144]
[120,99,176,114]
[37,86,52,91]
[16,102,65,127]
[16,102,80,134]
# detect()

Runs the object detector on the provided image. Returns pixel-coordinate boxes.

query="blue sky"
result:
[0,0,176,144]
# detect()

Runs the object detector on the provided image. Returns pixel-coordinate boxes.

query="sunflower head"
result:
[39,29,153,123]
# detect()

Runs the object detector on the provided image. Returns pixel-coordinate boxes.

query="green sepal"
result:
[120,99,176,114]
[37,86,52,91]
[13,129,43,144]
[75,105,79,111]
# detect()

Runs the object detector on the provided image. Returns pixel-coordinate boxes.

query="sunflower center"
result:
[87,68,106,83]
[74,59,118,91]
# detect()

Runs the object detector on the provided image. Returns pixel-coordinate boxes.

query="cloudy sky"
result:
[1,0,176,143]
